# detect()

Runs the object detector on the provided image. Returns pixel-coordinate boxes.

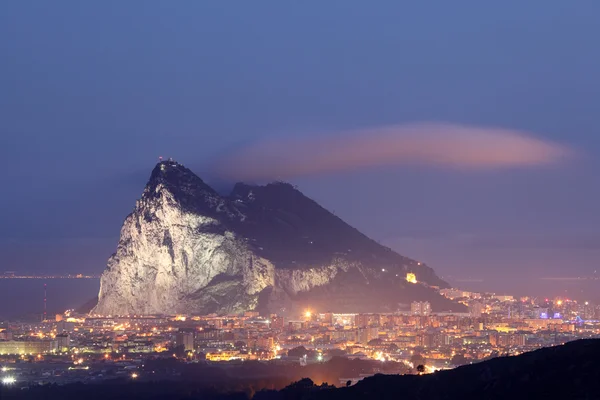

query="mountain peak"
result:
[149,160,202,186]
[93,161,462,316]
[145,160,219,208]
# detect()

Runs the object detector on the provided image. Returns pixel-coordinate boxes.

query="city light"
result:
[2,376,16,385]
[0,287,597,385]
[406,273,417,284]
[556,300,563,306]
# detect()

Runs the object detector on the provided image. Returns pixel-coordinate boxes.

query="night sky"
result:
[2,1,599,290]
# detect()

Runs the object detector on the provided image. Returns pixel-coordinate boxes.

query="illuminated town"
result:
[1,273,599,387]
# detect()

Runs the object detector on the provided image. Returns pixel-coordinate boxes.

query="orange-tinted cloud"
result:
[216,123,573,180]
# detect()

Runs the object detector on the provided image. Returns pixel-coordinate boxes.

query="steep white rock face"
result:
[274,259,361,295]
[94,186,234,314]
[92,162,345,315]
[93,160,456,316]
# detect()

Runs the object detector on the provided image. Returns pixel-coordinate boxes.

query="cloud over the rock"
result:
[216,123,573,180]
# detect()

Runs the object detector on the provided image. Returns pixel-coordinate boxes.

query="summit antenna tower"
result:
[43,283,47,322]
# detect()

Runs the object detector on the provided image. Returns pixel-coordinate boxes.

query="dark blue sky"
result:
[2,1,600,289]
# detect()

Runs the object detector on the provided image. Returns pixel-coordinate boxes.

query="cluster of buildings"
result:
[1,289,599,386]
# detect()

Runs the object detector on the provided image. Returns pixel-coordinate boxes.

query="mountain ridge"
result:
[92,160,462,316]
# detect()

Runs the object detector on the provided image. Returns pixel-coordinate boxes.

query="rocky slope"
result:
[92,160,462,316]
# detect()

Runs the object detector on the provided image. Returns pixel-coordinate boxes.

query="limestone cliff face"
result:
[93,160,460,316]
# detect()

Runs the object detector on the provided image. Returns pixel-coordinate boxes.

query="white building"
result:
[411,301,431,316]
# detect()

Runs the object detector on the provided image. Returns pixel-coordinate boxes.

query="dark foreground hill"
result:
[269,338,600,400]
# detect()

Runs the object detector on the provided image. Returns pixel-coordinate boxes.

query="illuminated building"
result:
[581,302,596,320]
[328,329,357,342]
[255,336,274,349]
[469,302,485,317]
[524,319,563,330]
[550,323,575,333]
[532,307,549,319]
[270,315,285,329]
[440,289,467,299]
[55,333,70,352]
[205,350,249,361]
[57,321,75,333]
[176,331,195,352]
[406,273,417,284]
[211,319,224,329]
[332,313,356,326]
[355,314,380,328]
[461,335,489,345]
[196,328,220,341]
[356,327,378,345]
[318,312,334,325]
[0,340,54,355]
[411,302,431,316]
[0,330,12,341]
[487,332,499,346]
[497,333,526,347]
[286,321,307,332]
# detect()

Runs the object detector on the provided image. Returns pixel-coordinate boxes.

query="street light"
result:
[2,376,16,385]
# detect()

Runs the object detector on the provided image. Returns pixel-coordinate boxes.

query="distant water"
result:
[0,279,99,321]
[448,277,600,303]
